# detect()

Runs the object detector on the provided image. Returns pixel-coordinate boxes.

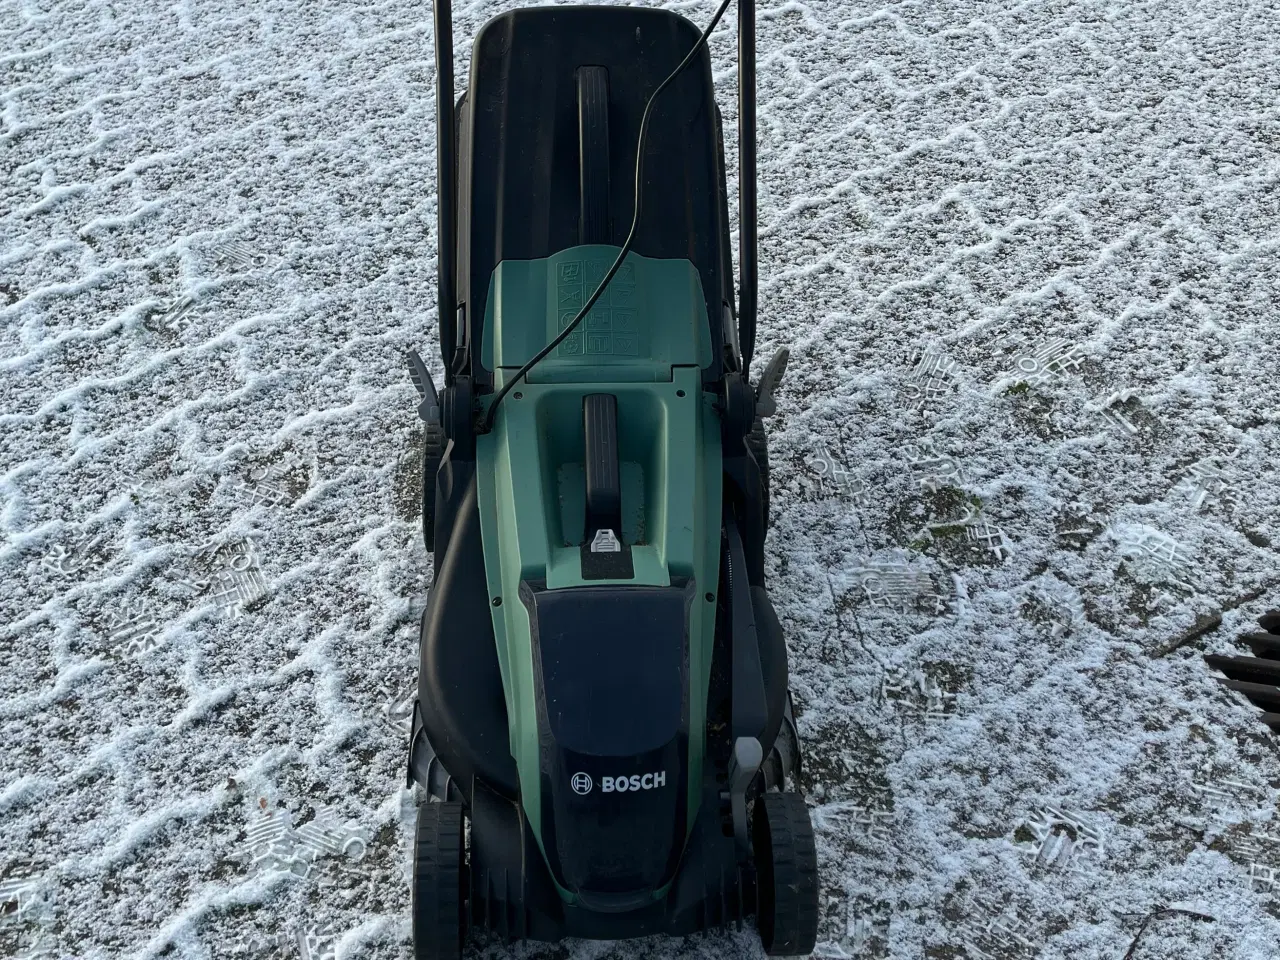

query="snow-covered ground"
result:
[3,0,1279,957]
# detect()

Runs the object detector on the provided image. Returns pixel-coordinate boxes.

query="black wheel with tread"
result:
[754,791,819,957]
[746,416,770,530]
[412,800,466,960]
[421,423,446,553]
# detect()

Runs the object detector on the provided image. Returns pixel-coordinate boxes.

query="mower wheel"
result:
[746,416,770,529]
[753,791,818,957]
[421,422,446,552]
[412,800,467,960]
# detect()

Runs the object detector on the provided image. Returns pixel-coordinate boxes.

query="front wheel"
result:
[754,791,819,957]
[412,800,467,960]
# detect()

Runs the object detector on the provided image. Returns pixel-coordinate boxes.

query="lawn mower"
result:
[403,0,818,954]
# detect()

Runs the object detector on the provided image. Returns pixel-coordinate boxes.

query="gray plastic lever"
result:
[406,349,441,425]
[754,346,790,418]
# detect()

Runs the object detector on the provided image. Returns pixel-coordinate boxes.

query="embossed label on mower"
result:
[601,771,667,793]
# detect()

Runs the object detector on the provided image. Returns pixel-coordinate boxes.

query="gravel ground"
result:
[2,0,1279,957]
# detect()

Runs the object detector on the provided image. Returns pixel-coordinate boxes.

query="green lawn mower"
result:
[403,0,818,954]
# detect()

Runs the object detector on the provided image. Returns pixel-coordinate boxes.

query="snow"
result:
[2,0,1279,957]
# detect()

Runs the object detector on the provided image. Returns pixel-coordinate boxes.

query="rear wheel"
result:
[754,791,818,957]
[412,800,467,960]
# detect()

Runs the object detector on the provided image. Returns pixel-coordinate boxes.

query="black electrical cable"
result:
[481,0,736,434]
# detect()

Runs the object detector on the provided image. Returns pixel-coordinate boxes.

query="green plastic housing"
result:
[481,244,714,382]
[474,245,723,902]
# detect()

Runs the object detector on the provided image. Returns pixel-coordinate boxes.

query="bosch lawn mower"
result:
[403,0,818,954]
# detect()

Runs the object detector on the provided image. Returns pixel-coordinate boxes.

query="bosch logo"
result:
[602,771,667,793]
[571,771,668,795]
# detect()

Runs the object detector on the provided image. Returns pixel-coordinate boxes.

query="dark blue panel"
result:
[526,584,689,757]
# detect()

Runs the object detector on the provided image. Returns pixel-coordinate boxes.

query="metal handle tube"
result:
[432,0,458,378]
[737,0,758,378]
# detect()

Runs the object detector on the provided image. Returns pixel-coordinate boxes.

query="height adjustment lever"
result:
[406,349,441,425]
[754,346,789,419]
